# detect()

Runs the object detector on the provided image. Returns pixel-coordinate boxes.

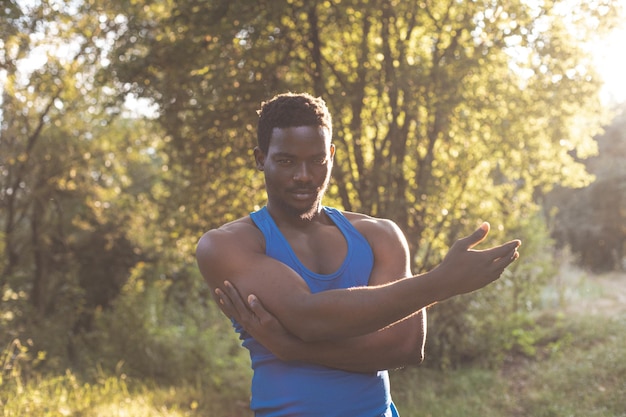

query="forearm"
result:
[278,310,427,373]
[286,273,441,342]
[279,238,519,342]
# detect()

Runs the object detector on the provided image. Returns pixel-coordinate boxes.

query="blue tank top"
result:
[233,206,399,417]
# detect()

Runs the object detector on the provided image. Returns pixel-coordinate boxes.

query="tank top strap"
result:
[250,206,373,286]
[323,207,360,236]
[249,206,292,265]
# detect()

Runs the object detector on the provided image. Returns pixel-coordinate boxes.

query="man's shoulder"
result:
[339,210,397,228]
[196,216,269,288]
[217,216,258,233]
[335,210,410,266]
[334,209,402,240]
[197,216,263,256]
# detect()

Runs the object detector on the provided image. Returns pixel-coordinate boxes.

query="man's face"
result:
[255,126,335,220]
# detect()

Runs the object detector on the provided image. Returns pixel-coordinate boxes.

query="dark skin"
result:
[213,210,427,372]
[196,125,521,372]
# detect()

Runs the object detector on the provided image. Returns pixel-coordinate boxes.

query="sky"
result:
[592,23,626,106]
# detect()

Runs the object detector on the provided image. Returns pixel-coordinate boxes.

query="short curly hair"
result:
[257,92,332,153]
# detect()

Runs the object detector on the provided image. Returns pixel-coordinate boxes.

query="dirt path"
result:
[585,271,626,315]
[553,266,626,316]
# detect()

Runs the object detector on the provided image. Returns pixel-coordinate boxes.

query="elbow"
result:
[412,346,426,366]
[400,311,427,366]
[378,340,425,371]
[398,338,425,366]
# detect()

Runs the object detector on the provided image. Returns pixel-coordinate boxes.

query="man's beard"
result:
[297,199,322,221]
[280,183,327,221]
[285,193,324,221]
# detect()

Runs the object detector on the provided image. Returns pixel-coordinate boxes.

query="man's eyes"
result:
[276,158,327,165]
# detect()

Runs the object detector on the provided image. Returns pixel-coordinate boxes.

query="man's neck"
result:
[266,203,329,230]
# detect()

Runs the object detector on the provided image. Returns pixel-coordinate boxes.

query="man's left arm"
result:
[215,217,427,372]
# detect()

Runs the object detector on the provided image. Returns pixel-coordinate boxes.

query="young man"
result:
[196,92,521,416]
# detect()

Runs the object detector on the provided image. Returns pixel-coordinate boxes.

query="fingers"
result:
[214,287,237,319]
[484,241,520,283]
[492,246,520,269]
[483,239,522,260]
[247,294,273,323]
[215,281,252,321]
[457,222,490,250]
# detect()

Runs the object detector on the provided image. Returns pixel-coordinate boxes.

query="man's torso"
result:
[235,206,394,417]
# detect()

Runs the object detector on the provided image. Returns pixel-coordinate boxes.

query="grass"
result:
[392,314,626,417]
[393,266,626,417]
[2,270,625,417]
[513,315,626,417]
[1,370,252,417]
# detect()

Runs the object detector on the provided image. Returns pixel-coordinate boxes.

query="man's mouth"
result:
[290,189,317,200]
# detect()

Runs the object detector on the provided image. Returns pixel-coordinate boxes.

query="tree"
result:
[548,103,626,271]
[0,1,161,343]
[99,0,621,367]
[3,0,620,372]
[101,0,619,258]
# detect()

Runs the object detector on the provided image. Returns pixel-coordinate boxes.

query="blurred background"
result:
[1,0,625,416]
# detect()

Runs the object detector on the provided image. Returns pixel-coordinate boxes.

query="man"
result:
[196,92,521,416]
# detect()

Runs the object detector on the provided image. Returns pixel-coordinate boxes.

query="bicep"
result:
[366,219,412,286]
[196,231,314,331]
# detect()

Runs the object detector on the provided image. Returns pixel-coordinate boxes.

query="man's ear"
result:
[253,147,265,171]
[329,143,336,161]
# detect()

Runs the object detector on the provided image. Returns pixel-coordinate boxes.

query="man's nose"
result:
[293,162,312,181]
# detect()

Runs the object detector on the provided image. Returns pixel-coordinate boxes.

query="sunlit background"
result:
[1,1,625,416]
[592,22,626,104]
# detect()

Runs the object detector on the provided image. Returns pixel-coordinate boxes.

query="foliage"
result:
[90,0,623,370]
[393,278,626,417]
[391,316,626,417]
[1,0,624,402]
[99,0,275,234]
[1,268,253,416]
[1,366,251,417]
[2,294,624,417]
[73,262,251,388]
[99,0,620,255]
[548,103,626,271]
[2,0,145,328]
[425,211,558,369]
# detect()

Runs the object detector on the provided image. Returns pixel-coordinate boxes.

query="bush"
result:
[424,212,557,369]
[73,262,251,390]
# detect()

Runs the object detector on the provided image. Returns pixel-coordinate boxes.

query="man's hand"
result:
[436,222,521,299]
[215,281,298,361]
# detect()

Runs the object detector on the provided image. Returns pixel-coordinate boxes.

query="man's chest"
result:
[281,225,348,275]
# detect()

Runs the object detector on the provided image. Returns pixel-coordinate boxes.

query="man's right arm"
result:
[196,220,520,342]
[216,284,426,372]
[210,216,427,372]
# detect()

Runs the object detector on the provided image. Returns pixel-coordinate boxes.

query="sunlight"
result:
[592,24,626,105]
